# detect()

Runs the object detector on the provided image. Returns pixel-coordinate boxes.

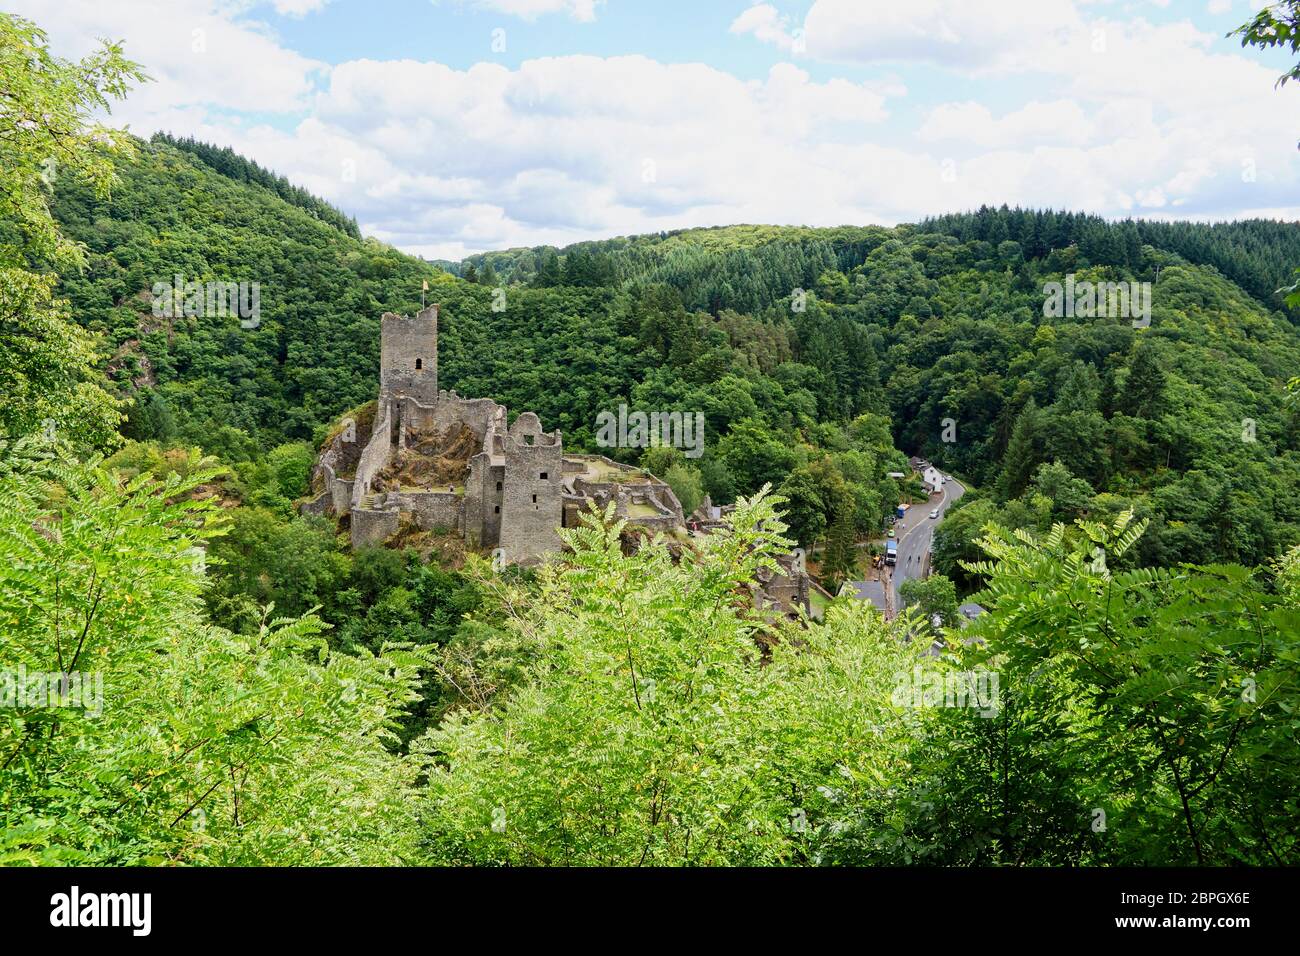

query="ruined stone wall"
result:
[652,486,684,523]
[464,453,504,549]
[498,413,564,563]
[400,391,504,444]
[351,399,394,509]
[561,494,591,529]
[628,514,680,534]
[380,306,439,405]
[331,476,354,514]
[312,445,341,498]
[385,490,463,532]
[300,490,332,516]
[754,558,811,617]
[569,478,684,529]
[562,456,684,525]
[308,414,369,517]
[350,505,400,548]
[310,460,357,517]
[625,483,684,523]
[310,460,340,515]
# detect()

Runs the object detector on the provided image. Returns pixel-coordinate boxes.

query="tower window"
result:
[539,472,548,480]
[494,505,500,514]
[496,481,503,492]
[415,358,423,370]
[532,494,537,504]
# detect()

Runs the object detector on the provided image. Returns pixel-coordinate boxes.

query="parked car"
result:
[928,509,939,519]
[887,529,896,538]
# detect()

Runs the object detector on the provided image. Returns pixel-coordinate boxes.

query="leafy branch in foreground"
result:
[1232,2,1300,90]
[0,13,144,270]
[1,12,144,448]
[0,439,431,865]
[944,512,1300,864]
[415,488,934,865]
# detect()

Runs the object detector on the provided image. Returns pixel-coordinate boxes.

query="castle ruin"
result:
[302,305,687,563]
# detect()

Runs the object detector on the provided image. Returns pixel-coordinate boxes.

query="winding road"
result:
[890,476,966,608]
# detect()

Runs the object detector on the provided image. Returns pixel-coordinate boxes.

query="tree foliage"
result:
[0,13,141,448]
[0,438,431,864]
[418,492,932,865]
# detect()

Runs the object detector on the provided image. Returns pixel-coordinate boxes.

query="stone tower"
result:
[497,411,564,564]
[380,304,438,405]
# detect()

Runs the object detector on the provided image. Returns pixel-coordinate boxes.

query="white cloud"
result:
[467,0,603,22]
[733,0,1299,223]
[729,4,798,52]
[14,0,1300,257]
[273,54,902,249]
[794,0,1085,74]
[269,0,332,16]
[5,0,324,118]
[918,100,1098,148]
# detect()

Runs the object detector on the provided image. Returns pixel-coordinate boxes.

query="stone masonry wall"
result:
[385,490,463,532]
[300,490,332,516]
[464,452,504,549]
[399,391,504,443]
[332,476,354,514]
[350,505,400,548]
[380,306,439,405]
[351,399,393,511]
[498,412,564,564]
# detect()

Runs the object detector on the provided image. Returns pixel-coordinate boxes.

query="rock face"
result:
[304,303,686,563]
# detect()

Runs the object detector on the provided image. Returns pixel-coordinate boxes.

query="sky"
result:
[14,0,1300,260]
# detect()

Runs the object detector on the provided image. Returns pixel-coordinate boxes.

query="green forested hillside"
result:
[150,132,362,240]
[51,144,1300,573]
[919,208,1300,312]
[51,138,438,448]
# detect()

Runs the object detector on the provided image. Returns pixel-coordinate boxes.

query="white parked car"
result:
[929,509,939,519]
